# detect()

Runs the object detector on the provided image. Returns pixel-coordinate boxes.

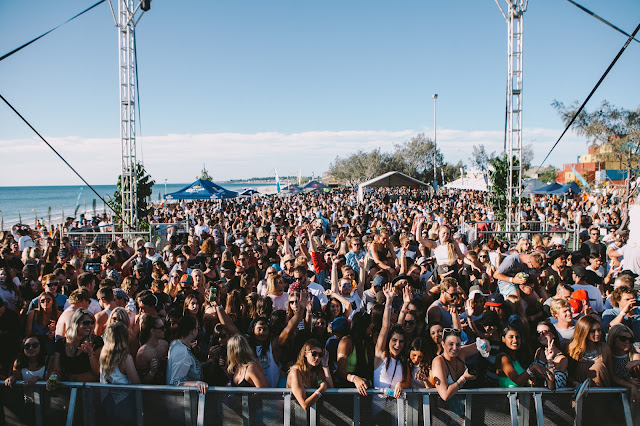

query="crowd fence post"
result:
[66,387,77,426]
[621,392,633,426]
[135,389,143,426]
[33,388,43,426]
[197,392,206,426]
[423,394,431,426]
[283,393,291,426]
[464,394,472,426]
[353,394,360,426]
[309,398,317,426]
[533,392,544,426]
[508,392,518,426]
[241,393,250,426]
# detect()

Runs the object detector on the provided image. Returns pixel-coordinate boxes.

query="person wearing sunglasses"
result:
[136,315,169,385]
[431,327,476,422]
[4,335,48,388]
[25,291,58,355]
[607,324,640,405]
[531,321,568,389]
[427,277,460,327]
[287,339,332,410]
[49,308,103,386]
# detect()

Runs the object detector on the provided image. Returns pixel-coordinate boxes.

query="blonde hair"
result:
[550,298,571,318]
[108,307,130,327]
[66,308,94,344]
[289,339,324,388]
[226,334,258,374]
[266,274,281,296]
[100,322,130,378]
[568,315,600,361]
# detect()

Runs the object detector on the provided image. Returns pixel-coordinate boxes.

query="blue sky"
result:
[1,0,639,185]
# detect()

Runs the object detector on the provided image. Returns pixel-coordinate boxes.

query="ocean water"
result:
[0,182,275,229]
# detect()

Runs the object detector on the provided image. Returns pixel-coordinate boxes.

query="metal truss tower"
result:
[495,0,528,233]
[109,0,147,231]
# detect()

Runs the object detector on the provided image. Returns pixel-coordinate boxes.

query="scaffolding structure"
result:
[108,0,147,232]
[495,0,528,232]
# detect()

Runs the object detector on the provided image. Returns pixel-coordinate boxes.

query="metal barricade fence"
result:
[62,230,152,256]
[462,220,580,252]
[150,221,190,250]
[1,383,633,426]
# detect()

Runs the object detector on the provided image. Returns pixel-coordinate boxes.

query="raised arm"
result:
[212,301,240,336]
[414,216,436,250]
[276,290,308,348]
[375,283,395,359]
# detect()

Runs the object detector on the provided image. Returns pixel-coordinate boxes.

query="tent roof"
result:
[165,179,238,200]
[521,178,546,197]
[548,181,581,195]
[532,181,563,194]
[359,171,430,188]
[444,175,488,192]
[302,180,329,190]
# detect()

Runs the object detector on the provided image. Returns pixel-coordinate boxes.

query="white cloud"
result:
[0,127,588,186]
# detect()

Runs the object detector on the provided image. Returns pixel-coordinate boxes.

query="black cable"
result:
[0,0,106,63]
[0,92,133,229]
[537,20,640,170]
[565,0,640,45]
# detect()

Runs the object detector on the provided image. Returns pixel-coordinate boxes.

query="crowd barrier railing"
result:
[0,382,633,426]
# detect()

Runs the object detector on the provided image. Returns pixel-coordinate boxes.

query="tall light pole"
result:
[433,94,438,186]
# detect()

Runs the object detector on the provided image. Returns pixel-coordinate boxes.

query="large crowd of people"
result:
[0,187,639,423]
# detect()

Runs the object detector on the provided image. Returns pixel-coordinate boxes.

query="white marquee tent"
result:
[357,171,431,202]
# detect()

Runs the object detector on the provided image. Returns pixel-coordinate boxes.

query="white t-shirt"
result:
[307,282,328,306]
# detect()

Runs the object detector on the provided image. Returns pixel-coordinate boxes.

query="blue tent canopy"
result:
[548,182,581,195]
[302,180,329,192]
[532,181,563,194]
[165,179,238,200]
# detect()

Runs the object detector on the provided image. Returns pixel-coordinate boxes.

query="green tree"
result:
[487,154,520,223]
[538,166,558,183]
[110,162,155,230]
[198,164,213,181]
[553,100,640,228]
[392,133,443,182]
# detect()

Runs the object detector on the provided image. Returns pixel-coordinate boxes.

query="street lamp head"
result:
[433,94,438,100]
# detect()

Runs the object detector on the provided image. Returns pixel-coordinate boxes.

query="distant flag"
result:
[275,169,281,194]
[570,166,592,192]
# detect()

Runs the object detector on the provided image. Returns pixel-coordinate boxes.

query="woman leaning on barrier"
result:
[531,321,568,389]
[166,315,208,394]
[286,339,333,410]
[98,322,141,423]
[606,324,640,404]
[48,308,103,386]
[432,328,476,402]
[496,325,549,388]
[226,334,267,387]
[567,315,613,388]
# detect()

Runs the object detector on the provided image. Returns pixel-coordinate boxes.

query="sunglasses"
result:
[617,335,634,343]
[537,329,550,336]
[24,342,40,350]
[40,299,53,304]
[442,328,462,337]
[45,282,59,286]
[479,255,488,259]
[81,320,95,327]
[308,351,323,358]
[404,320,417,326]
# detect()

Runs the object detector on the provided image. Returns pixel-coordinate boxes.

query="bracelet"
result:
[386,306,394,310]
[315,390,322,398]
[526,367,533,377]
[459,377,466,384]
[454,381,460,389]
[510,277,513,283]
